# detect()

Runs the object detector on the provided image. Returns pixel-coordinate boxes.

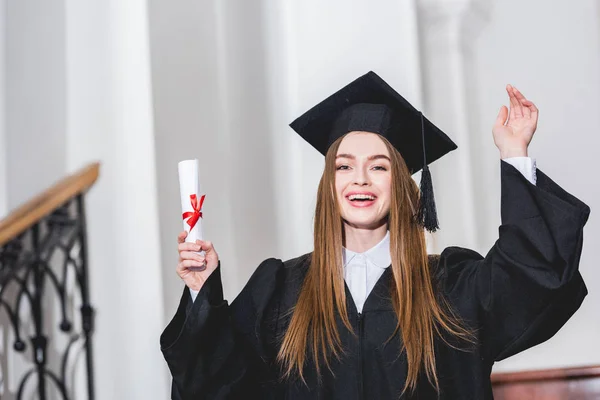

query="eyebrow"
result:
[336,153,391,162]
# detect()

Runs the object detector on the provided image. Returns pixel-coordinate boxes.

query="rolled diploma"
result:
[178,159,205,261]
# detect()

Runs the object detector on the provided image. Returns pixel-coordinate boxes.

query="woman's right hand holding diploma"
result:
[176,231,220,292]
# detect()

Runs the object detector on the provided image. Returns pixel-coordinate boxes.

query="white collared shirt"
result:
[343,230,391,313]
[190,157,537,303]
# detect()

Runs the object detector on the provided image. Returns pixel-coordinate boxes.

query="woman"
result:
[161,71,590,399]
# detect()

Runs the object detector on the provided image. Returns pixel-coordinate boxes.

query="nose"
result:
[353,166,370,186]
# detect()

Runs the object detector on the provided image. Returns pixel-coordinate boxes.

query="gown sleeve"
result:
[437,160,590,362]
[160,258,282,399]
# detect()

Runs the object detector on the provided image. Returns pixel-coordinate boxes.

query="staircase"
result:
[0,163,99,400]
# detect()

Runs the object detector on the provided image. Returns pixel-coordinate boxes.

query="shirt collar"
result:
[343,230,391,269]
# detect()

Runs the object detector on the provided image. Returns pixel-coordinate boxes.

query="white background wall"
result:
[5,0,67,209]
[0,0,598,398]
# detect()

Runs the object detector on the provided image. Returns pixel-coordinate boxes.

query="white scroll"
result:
[178,159,206,263]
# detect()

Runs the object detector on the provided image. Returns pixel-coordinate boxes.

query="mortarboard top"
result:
[289,71,457,232]
[289,71,457,175]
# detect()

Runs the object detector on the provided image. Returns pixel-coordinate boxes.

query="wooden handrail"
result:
[0,162,100,246]
[492,365,600,385]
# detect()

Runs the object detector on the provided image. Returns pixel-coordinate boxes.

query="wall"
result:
[5,0,67,209]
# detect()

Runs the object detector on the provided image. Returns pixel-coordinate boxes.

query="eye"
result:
[336,165,350,170]
[372,165,388,171]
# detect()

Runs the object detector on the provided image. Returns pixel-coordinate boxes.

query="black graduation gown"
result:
[161,161,590,399]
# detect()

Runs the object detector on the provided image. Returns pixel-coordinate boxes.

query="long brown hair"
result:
[277,133,474,395]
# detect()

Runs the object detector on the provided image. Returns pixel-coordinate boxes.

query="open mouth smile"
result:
[345,192,377,208]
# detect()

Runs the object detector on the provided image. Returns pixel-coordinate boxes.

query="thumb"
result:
[494,105,508,129]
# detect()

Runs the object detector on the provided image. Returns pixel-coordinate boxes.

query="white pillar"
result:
[417,0,493,253]
[65,0,168,398]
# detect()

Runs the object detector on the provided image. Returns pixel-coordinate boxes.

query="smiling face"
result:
[335,132,392,231]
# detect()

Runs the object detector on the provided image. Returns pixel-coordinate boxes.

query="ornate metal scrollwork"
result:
[0,195,95,399]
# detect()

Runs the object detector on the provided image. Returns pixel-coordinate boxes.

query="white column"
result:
[65,0,168,398]
[417,0,493,253]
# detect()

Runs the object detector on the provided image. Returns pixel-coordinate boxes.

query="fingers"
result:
[179,258,206,268]
[178,241,201,253]
[176,247,207,277]
[507,84,523,118]
[178,258,207,273]
[177,251,206,268]
[524,99,539,119]
[511,85,539,121]
[180,251,205,262]
[520,97,539,120]
[177,236,217,271]
[195,240,215,253]
[177,233,212,253]
[512,86,531,118]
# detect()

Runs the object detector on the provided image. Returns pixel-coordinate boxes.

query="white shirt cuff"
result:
[189,288,199,302]
[503,157,537,185]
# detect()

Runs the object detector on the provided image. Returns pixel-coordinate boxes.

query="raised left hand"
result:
[492,85,538,158]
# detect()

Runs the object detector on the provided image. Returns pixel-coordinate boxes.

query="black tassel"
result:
[416,164,439,233]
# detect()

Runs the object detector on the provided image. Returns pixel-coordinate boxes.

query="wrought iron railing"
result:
[0,163,99,400]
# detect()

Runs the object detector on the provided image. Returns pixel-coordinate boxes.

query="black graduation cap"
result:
[289,71,457,232]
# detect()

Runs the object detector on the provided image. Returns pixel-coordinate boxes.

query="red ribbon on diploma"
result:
[182,194,205,231]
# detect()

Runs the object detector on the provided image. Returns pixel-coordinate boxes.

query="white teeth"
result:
[348,194,375,201]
